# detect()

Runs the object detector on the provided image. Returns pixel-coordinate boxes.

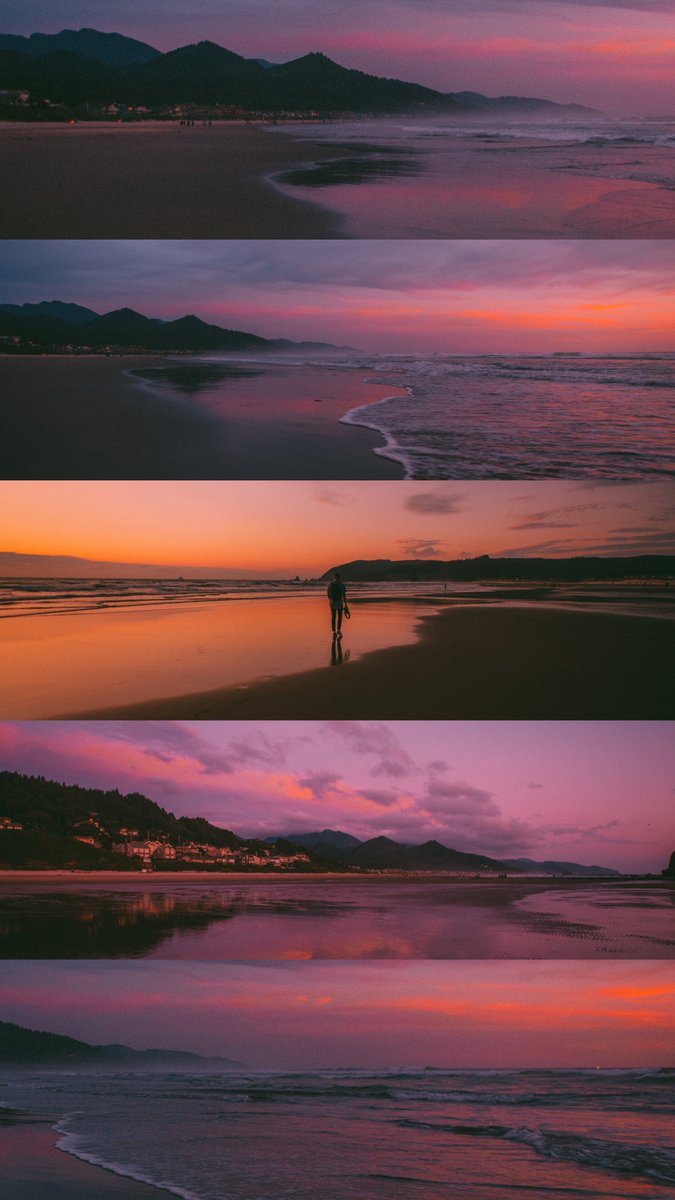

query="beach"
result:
[0,120,340,238]
[0,874,672,959]
[4,118,675,238]
[0,356,403,479]
[70,601,675,720]
[1,1120,171,1200]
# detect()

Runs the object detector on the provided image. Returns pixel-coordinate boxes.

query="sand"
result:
[0,120,341,237]
[0,1121,172,1200]
[4,120,675,237]
[71,604,675,719]
[0,356,403,479]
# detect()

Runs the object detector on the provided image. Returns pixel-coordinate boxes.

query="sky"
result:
[4,1,675,114]
[4,240,675,353]
[1,480,673,576]
[1,719,672,871]
[0,960,673,1067]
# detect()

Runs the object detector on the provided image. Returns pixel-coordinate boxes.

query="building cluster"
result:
[0,810,311,871]
[0,90,331,124]
[110,837,310,870]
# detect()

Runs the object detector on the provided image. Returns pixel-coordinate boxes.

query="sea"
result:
[3,1067,675,1199]
[339,353,675,479]
[269,114,675,238]
[131,352,675,480]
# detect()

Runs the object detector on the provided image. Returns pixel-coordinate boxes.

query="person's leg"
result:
[331,606,337,633]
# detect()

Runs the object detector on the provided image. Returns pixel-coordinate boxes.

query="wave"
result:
[506,1126,675,1186]
[55,1122,203,1200]
[396,1119,675,1186]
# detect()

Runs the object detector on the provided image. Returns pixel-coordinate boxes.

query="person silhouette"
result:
[327,572,348,637]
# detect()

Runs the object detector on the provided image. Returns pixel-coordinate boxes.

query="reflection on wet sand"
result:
[129,363,265,395]
[0,876,672,959]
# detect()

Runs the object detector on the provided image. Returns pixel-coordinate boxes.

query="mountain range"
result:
[0,1020,239,1069]
[322,556,675,582]
[0,28,599,116]
[0,300,344,354]
[280,830,621,876]
[284,829,509,872]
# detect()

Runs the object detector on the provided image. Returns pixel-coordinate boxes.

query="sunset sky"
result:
[0,961,673,1067]
[1,719,672,870]
[4,240,675,353]
[1,480,673,576]
[6,1,675,114]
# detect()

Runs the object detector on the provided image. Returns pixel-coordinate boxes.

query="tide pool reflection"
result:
[0,877,672,959]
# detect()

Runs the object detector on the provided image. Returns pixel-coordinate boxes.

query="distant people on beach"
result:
[327,572,349,637]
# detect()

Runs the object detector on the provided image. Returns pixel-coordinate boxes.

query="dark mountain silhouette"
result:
[0,48,121,106]
[0,28,160,65]
[263,51,454,113]
[662,852,675,879]
[503,858,622,878]
[284,831,512,872]
[321,556,675,582]
[453,90,594,117]
[286,830,625,876]
[128,41,268,106]
[0,302,346,354]
[0,769,243,849]
[0,1020,239,1068]
[0,29,600,116]
[286,829,363,851]
[0,299,98,323]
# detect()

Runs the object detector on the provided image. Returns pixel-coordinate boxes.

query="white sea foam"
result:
[337,354,675,478]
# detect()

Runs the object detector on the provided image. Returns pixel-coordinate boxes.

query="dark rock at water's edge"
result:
[0,1020,239,1069]
[663,852,675,878]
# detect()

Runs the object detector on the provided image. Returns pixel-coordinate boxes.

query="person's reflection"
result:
[330,638,350,666]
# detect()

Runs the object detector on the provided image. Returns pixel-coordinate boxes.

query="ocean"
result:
[129,353,675,480]
[338,353,675,479]
[3,1067,675,1199]
[269,115,675,238]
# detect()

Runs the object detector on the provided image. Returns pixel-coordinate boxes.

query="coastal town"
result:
[0,812,313,872]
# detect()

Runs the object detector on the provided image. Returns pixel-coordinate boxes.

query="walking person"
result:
[327,572,349,637]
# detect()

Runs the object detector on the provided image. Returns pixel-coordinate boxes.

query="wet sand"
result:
[71,604,675,719]
[0,356,403,479]
[273,132,675,238]
[0,875,671,959]
[0,121,340,237]
[0,1121,171,1200]
[1,593,435,718]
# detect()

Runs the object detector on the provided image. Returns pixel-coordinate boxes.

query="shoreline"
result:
[0,1120,174,1200]
[0,871,668,885]
[66,603,675,719]
[0,121,342,238]
[0,356,404,479]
